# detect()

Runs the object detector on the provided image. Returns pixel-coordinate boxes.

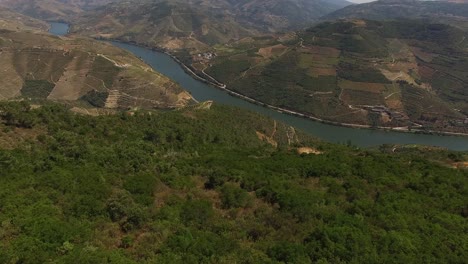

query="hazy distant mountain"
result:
[323,0,468,29]
[59,0,115,9]
[71,0,351,51]
[438,0,468,3]
[0,0,115,20]
[71,1,257,51]
[226,0,352,30]
[0,7,49,31]
[0,0,81,20]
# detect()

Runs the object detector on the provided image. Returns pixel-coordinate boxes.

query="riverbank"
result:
[95,37,461,137]
[104,40,468,138]
[108,38,468,137]
[46,23,468,150]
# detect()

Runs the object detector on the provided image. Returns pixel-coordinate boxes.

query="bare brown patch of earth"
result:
[453,162,468,169]
[257,44,287,58]
[339,80,386,94]
[256,131,278,148]
[301,45,340,57]
[0,126,43,149]
[411,47,434,62]
[307,67,336,77]
[296,147,322,155]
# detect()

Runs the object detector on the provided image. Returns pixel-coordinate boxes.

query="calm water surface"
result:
[49,22,69,36]
[49,23,468,151]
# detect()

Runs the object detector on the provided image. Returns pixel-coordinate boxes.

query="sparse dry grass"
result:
[0,125,43,149]
[257,44,287,58]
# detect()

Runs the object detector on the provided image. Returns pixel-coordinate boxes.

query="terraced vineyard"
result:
[0,29,193,109]
[190,19,468,134]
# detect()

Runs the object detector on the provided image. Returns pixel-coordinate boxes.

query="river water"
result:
[49,22,468,151]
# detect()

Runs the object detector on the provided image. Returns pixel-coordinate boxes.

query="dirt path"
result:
[286,126,299,146]
[98,54,130,68]
[271,120,277,138]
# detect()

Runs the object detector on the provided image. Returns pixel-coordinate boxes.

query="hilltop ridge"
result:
[70,0,351,51]
[323,0,468,30]
[0,7,49,32]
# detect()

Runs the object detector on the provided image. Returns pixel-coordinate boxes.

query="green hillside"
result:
[195,19,468,134]
[0,101,466,263]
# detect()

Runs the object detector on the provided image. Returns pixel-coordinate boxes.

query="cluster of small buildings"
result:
[193,52,217,62]
[365,105,408,121]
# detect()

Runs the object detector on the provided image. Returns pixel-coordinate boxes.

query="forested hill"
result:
[0,101,466,263]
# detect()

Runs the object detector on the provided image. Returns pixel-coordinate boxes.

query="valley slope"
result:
[0,7,49,32]
[187,19,468,134]
[0,4,467,263]
[0,0,114,21]
[0,29,193,109]
[323,0,468,30]
[71,0,258,51]
[70,0,351,51]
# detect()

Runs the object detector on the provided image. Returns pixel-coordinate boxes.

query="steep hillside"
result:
[71,0,351,51]
[323,0,468,30]
[0,0,82,21]
[0,30,193,109]
[71,0,257,51]
[0,101,466,263]
[226,0,351,31]
[0,0,114,21]
[191,19,468,133]
[59,0,115,9]
[0,7,49,32]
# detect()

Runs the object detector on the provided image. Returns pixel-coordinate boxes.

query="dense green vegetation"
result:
[90,56,121,89]
[0,102,466,263]
[21,80,55,99]
[337,61,390,83]
[80,90,109,108]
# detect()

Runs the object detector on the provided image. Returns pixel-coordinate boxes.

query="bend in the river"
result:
[48,22,468,151]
